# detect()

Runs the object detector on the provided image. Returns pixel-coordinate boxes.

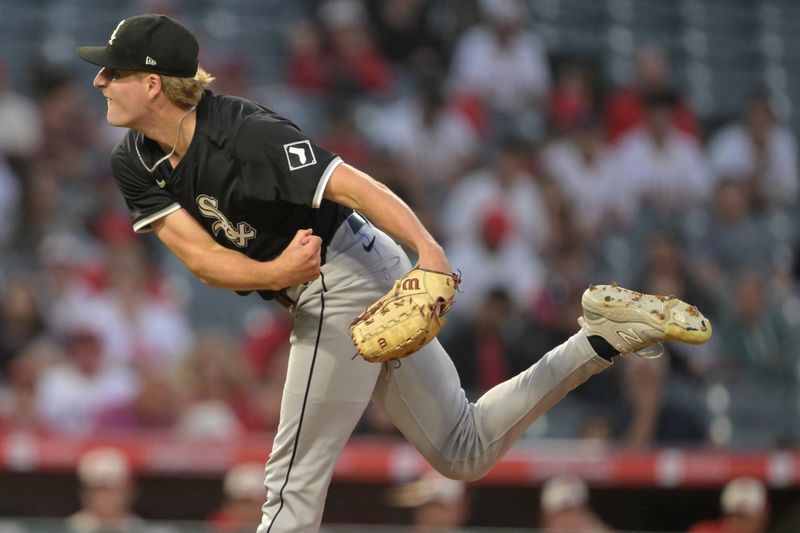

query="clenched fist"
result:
[274,228,322,286]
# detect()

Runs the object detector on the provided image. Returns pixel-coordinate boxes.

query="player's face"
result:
[93,67,149,128]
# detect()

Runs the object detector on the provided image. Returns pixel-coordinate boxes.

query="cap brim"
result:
[77,46,137,70]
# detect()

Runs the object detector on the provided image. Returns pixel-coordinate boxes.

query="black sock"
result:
[588,335,619,361]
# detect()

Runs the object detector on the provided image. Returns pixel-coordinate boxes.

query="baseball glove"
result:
[350,267,461,363]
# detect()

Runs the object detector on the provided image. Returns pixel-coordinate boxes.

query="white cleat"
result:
[578,283,713,358]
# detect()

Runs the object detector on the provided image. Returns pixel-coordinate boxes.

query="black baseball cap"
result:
[77,14,198,78]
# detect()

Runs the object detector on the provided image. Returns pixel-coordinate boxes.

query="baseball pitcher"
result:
[78,15,711,532]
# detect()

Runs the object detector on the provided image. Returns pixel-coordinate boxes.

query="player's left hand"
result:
[350,266,461,363]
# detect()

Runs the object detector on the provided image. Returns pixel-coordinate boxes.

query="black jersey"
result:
[110,90,351,299]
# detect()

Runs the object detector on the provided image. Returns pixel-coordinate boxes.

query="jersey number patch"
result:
[197,194,257,248]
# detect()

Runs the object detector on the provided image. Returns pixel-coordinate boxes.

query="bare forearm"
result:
[185,246,281,291]
[153,210,321,292]
[337,167,440,256]
[323,164,449,272]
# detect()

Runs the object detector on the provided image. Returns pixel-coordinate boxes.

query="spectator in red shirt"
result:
[286,1,394,98]
[285,18,331,94]
[605,44,699,143]
[548,61,594,137]
[688,477,769,533]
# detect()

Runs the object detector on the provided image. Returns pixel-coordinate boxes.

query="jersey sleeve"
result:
[235,115,342,208]
[110,143,181,233]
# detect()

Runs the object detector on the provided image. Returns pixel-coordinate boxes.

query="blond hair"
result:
[158,66,215,107]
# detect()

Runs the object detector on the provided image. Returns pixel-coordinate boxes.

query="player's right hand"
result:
[275,228,322,286]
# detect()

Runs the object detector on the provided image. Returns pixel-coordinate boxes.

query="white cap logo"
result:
[108,19,125,46]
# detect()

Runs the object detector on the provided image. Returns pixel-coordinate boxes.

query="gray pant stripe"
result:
[266,272,328,532]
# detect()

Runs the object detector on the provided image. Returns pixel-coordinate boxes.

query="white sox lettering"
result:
[196,194,256,248]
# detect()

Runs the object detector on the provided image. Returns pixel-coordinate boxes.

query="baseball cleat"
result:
[578,283,712,358]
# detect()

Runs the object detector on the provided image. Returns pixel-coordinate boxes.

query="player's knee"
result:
[434,462,491,482]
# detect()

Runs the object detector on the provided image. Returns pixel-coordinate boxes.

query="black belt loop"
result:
[345,211,367,234]
[274,289,295,310]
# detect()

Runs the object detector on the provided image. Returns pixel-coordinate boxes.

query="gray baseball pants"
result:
[257,213,610,532]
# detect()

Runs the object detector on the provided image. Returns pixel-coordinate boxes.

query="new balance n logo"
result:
[197,194,257,248]
[616,329,644,347]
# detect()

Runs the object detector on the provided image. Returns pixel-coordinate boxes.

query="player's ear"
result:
[143,73,163,99]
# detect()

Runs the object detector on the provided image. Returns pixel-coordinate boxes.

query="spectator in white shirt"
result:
[55,242,193,370]
[442,136,550,250]
[371,76,479,202]
[35,329,137,435]
[448,0,550,116]
[709,91,798,210]
[0,60,42,158]
[446,205,545,316]
[542,113,637,238]
[616,89,713,214]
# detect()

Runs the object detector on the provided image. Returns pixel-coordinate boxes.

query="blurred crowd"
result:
[0,0,799,450]
[10,446,782,532]
[388,470,779,533]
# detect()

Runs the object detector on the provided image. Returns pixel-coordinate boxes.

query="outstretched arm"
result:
[152,208,321,290]
[323,163,450,273]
